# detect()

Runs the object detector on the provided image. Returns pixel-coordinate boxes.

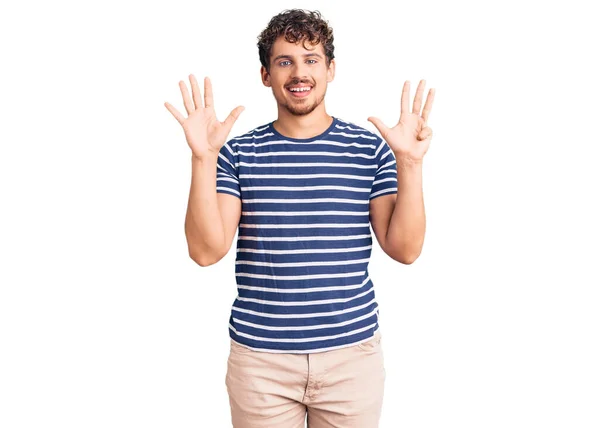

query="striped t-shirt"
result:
[215,116,398,354]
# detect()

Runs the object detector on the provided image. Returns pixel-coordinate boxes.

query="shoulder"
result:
[334,117,392,161]
[333,117,382,142]
[228,122,274,145]
[220,122,273,157]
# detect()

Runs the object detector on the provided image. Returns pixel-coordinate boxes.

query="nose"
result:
[290,62,311,80]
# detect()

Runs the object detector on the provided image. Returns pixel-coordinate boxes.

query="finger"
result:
[367,116,389,139]
[179,80,194,115]
[189,74,203,110]
[418,126,433,141]
[204,77,214,110]
[223,106,245,132]
[413,79,426,114]
[164,101,185,125]
[421,88,435,125]
[400,80,410,119]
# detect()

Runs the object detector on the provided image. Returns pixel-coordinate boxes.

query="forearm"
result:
[385,159,426,263]
[185,153,226,261]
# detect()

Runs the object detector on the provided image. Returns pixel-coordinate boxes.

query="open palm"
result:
[368,79,435,164]
[164,75,244,159]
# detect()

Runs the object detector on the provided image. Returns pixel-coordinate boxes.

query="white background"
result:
[1,0,599,427]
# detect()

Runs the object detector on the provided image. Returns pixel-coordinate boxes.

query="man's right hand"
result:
[164,74,245,160]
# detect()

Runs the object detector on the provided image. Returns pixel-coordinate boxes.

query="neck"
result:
[273,104,333,139]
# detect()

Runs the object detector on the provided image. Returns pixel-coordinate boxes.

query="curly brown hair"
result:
[257,9,335,73]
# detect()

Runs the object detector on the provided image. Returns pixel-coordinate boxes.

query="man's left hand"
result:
[368,79,435,165]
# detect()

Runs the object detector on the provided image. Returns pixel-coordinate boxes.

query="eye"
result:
[279,60,291,66]
[307,59,317,64]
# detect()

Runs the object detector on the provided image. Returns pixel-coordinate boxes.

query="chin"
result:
[283,100,319,116]
[276,92,326,116]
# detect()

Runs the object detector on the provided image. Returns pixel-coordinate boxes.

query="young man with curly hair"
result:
[165,8,435,428]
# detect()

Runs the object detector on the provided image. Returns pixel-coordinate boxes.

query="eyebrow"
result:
[272,53,323,63]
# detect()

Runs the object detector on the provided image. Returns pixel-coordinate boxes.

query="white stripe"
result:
[231,139,376,149]
[237,245,372,254]
[237,162,376,169]
[232,298,376,320]
[235,257,370,267]
[223,142,235,157]
[236,271,365,280]
[243,198,368,204]
[372,177,397,186]
[234,125,270,138]
[377,160,396,173]
[380,147,393,158]
[379,148,396,163]
[217,187,240,196]
[329,131,378,140]
[232,132,274,140]
[218,152,235,170]
[241,210,368,216]
[375,139,387,157]
[236,276,370,293]
[239,223,369,229]
[239,173,373,181]
[335,124,368,132]
[236,286,373,306]
[370,188,397,198]
[337,118,366,127]
[217,177,238,184]
[244,125,269,135]
[237,150,375,159]
[238,234,371,242]
[241,185,370,193]
[232,307,377,331]
[229,322,377,344]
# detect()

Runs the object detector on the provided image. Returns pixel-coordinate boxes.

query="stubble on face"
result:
[266,38,331,117]
[281,81,327,116]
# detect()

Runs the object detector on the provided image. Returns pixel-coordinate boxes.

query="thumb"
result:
[223,106,245,131]
[367,117,389,139]
[418,126,433,141]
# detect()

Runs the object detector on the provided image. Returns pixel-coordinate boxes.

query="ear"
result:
[260,66,271,87]
[326,58,335,83]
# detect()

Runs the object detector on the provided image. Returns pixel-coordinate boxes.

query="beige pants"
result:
[225,329,386,428]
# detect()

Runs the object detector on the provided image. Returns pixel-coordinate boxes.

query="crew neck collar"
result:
[268,116,338,142]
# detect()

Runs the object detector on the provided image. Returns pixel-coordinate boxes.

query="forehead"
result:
[271,35,325,59]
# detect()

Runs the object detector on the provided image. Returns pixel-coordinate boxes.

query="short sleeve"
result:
[216,140,241,199]
[370,137,398,200]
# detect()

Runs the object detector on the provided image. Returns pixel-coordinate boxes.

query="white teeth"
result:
[289,87,311,92]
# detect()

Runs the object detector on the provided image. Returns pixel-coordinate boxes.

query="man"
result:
[164,8,435,428]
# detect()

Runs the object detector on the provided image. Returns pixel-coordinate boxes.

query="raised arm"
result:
[368,79,435,264]
[164,74,244,266]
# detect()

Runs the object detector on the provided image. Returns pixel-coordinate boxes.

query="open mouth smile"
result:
[286,85,313,98]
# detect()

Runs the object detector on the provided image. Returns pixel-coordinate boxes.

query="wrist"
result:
[192,150,219,164]
[394,155,423,170]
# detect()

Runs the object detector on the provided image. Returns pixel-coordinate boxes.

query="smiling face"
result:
[261,36,335,116]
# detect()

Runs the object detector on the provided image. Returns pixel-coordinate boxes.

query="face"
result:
[261,36,335,116]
